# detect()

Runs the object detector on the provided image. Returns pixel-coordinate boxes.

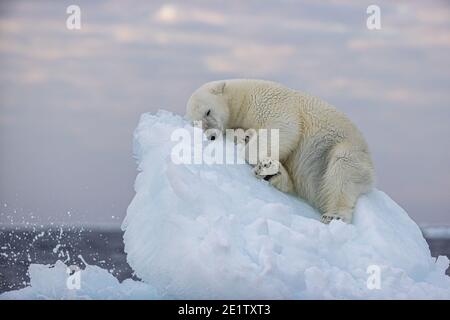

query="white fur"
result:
[186,79,374,223]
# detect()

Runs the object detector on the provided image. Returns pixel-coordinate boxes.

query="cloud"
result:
[154,4,178,23]
[279,18,349,34]
[153,4,226,26]
[205,44,296,75]
[347,28,450,51]
[18,68,48,84]
[0,18,24,33]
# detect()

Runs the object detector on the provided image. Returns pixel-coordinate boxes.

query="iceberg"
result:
[121,110,450,299]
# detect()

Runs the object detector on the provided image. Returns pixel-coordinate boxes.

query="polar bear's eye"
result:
[206,110,211,116]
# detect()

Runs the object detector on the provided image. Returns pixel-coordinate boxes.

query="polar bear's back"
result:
[226,79,364,143]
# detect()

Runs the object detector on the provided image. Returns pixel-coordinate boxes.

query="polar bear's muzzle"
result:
[205,128,222,141]
[203,116,223,141]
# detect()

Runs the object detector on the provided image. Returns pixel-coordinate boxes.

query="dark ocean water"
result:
[0,227,449,295]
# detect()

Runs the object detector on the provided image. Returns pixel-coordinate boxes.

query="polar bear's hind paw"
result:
[320,214,347,224]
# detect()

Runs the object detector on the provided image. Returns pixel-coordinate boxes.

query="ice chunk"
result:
[0,261,159,300]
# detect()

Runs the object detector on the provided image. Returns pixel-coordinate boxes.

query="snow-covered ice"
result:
[2,110,449,299]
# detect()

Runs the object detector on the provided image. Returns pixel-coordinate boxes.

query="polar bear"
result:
[186,79,374,223]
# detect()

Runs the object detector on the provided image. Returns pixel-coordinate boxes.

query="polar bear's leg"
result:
[319,142,373,224]
[253,158,294,193]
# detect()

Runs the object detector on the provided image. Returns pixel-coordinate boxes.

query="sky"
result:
[0,0,449,227]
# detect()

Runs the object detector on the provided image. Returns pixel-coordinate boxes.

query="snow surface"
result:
[2,110,449,299]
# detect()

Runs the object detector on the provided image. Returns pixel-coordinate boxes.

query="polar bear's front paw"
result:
[320,214,347,224]
[253,158,280,179]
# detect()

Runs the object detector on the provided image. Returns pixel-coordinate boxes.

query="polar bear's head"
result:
[186,81,230,141]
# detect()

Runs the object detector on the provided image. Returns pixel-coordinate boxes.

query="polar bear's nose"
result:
[210,135,216,141]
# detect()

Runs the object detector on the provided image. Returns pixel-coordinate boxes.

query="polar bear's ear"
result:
[209,81,226,95]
